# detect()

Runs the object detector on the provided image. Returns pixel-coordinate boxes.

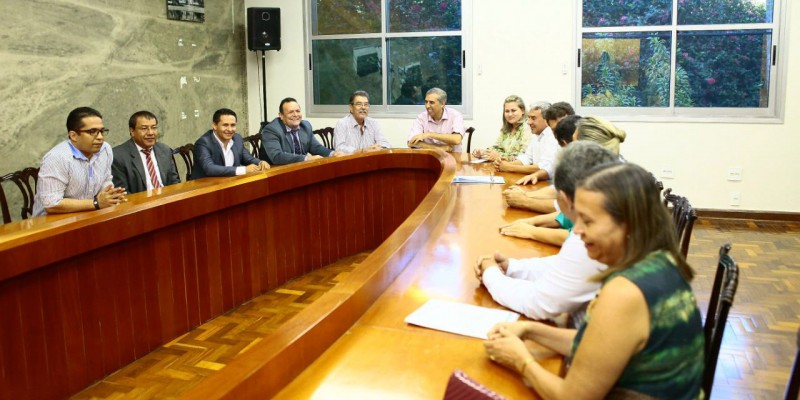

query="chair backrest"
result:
[313,127,334,150]
[703,243,740,399]
[442,370,507,400]
[663,188,698,258]
[786,326,800,400]
[0,167,39,224]
[243,134,262,159]
[172,143,195,182]
[465,127,476,154]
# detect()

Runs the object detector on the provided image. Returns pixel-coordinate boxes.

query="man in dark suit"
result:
[190,108,270,180]
[112,110,180,194]
[260,97,344,165]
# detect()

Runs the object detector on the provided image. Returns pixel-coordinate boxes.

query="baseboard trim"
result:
[696,209,800,222]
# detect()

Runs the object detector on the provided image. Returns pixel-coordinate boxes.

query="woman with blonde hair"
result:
[574,116,626,159]
[472,95,529,162]
[485,162,704,399]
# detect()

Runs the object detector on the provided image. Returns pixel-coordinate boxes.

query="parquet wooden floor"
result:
[70,219,800,399]
[71,252,370,400]
[688,218,800,400]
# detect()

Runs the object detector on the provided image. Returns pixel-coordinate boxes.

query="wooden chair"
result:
[663,188,698,258]
[243,134,262,159]
[0,167,39,224]
[443,370,507,400]
[313,127,334,150]
[703,243,740,399]
[786,326,800,400]
[172,143,195,182]
[465,127,476,154]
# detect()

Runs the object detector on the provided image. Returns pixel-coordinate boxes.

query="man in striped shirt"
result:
[32,107,127,217]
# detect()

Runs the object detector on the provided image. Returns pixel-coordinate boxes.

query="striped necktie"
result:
[290,129,303,155]
[141,148,162,189]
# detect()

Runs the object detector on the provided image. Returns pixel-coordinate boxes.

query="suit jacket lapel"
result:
[129,140,147,186]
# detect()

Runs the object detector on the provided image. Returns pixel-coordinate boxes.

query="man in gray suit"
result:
[112,110,180,194]
[260,97,344,165]
[190,108,270,180]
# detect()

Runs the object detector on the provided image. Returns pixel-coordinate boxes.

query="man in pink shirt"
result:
[407,87,464,152]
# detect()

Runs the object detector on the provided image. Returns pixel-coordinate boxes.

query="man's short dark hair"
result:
[66,107,102,133]
[213,108,237,123]
[349,90,370,104]
[553,141,619,200]
[544,101,575,121]
[554,115,581,146]
[128,111,158,129]
[279,97,298,115]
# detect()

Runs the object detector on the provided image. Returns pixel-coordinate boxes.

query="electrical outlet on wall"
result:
[730,191,741,206]
[727,167,743,181]
[660,168,674,179]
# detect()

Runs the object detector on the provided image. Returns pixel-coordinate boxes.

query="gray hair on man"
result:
[529,101,552,115]
[426,87,448,104]
[553,141,619,200]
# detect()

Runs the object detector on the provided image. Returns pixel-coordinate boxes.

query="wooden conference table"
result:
[269,153,562,399]
[0,149,559,399]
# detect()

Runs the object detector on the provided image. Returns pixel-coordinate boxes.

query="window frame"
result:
[303,0,473,118]
[575,0,788,122]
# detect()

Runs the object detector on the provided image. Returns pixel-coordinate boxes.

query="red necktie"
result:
[142,148,162,189]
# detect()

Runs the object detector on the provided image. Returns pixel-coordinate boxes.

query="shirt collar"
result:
[427,107,449,123]
[211,131,234,151]
[68,141,90,161]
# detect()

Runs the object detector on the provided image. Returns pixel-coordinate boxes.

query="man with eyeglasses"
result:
[33,107,127,216]
[260,97,344,165]
[333,90,392,154]
[111,111,180,194]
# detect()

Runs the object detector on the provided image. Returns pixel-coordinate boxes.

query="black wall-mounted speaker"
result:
[247,7,281,51]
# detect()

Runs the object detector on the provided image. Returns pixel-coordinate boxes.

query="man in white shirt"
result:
[494,102,559,180]
[333,90,392,154]
[474,141,619,321]
[407,87,464,152]
[190,108,269,179]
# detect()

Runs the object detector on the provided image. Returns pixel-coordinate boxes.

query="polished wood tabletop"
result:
[273,153,560,400]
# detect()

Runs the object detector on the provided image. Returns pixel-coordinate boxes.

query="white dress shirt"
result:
[481,231,607,320]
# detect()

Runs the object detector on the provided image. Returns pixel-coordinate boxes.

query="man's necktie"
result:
[291,130,303,155]
[141,148,162,189]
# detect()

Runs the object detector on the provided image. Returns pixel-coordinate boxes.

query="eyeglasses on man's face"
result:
[351,102,370,108]
[77,128,110,137]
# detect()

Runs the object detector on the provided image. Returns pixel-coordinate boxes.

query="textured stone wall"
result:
[0,0,248,221]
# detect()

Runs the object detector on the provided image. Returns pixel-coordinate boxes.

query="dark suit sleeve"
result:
[194,135,237,177]
[261,121,307,165]
[111,151,131,191]
[157,143,181,184]
[305,121,334,157]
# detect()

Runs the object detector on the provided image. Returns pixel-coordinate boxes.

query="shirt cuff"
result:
[235,166,246,176]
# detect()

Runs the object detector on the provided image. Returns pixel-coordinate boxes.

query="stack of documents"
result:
[405,299,519,339]
[452,176,505,184]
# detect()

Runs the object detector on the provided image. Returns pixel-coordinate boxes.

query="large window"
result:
[306,0,471,117]
[578,0,785,119]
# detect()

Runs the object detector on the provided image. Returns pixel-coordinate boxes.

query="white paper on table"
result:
[469,158,489,164]
[451,175,505,184]
[404,299,520,339]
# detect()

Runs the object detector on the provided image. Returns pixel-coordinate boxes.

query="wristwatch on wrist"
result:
[93,195,100,210]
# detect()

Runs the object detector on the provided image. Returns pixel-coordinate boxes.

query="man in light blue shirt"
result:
[33,107,127,216]
[333,90,392,154]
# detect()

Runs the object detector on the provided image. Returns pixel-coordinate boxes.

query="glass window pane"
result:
[313,0,381,35]
[388,0,461,33]
[581,32,674,107]
[678,0,773,25]
[582,0,671,27]
[387,36,462,105]
[312,39,384,105]
[676,30,771,107]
